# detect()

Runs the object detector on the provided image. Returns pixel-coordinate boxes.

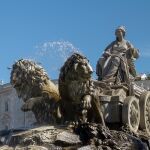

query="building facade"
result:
[0,83,36,131]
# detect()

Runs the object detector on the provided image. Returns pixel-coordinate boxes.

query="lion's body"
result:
[10,59,60,124]
[59,53,104,124]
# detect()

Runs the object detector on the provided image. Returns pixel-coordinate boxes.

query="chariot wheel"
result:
[139,91,150,135]
[122,96,140,133]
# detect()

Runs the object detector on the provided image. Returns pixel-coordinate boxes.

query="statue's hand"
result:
[82,95,92,109]
[127,47,139,58]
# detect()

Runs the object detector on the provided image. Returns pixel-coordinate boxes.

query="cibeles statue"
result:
[96,26,139,84]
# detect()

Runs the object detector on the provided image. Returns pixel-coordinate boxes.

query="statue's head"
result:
[115,26,126,38]
[59,53,93,82]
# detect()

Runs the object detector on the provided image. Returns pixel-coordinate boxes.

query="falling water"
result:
[35,40,82,79]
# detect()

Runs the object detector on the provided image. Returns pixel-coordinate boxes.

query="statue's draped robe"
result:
[96,39,139,83]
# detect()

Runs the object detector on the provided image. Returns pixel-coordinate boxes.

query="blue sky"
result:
[0,0,150,83]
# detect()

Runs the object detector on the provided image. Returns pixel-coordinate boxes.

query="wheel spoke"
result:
[130,101,139,128]
[122,96,140,132]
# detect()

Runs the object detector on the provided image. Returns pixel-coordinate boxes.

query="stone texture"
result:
[0,124,148,150]
[15,145,48,150]
[0,145,13,150]
[55,131,81,146]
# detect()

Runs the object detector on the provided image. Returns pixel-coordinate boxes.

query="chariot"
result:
[96,54,150,135]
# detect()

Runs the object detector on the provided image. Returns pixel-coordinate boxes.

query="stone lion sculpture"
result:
[59,53,105,125]
[10,59,61,124]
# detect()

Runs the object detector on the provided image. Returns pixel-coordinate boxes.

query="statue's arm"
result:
[126,41,140,59]
[102,41,115,57]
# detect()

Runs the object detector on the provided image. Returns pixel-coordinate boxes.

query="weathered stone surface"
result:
[55,131,81,146]
[0,124,148,150]
[9,126,63,146]
[78,145,97,150]
[74,123,148,150]
[15,145,48,150]
[0,145,13,150]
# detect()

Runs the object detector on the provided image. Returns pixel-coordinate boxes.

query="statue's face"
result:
[74,58,93,79]
[115,29,124,39]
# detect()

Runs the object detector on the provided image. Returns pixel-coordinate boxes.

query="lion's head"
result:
[59,53,93,82]
[10,59,50,101]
